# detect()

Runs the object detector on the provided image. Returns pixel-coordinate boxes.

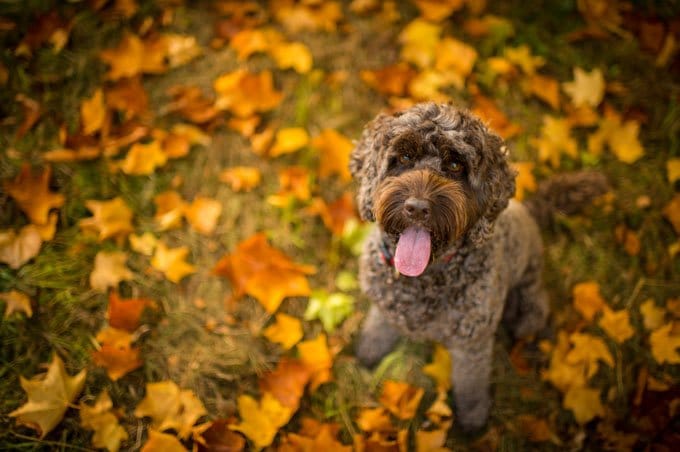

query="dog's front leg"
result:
[449,336,494,431]
[356,304,401,368]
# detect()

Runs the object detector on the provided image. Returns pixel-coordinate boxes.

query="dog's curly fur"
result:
[350,103,606,430]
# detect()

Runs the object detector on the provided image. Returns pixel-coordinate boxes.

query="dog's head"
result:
[350,103,516,276]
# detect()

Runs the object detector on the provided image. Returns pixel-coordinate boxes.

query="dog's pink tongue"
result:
[394,226,431,277]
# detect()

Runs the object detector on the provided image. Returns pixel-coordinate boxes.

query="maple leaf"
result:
[118,140,168,175]
[270,41,313,74]
[79,197,134,242]
[525,74,561,110]
[356,407,393,433]
[512,162,537,201]
[530,116,578,168]
[297,333,333,390]
[649,322,680,364]
[230,392,292,451]
[504,45,545,75]
[312,129,354,182]
[281,421,352,452]
[306,194,358,236]
[472,95,522,139]
[92,327,143,380]
[227,115,261,137]
[80,88,107,136]
[100,33,145,80]
[639,298,666,331]
[587,108,644,163]
[0,225,42,269]
[219,166,262,192]
[434,37,477,85]
[598,307,635,343]
[422,343,451,391]
[360,63,416,97]
[4,165,65,225]
[562,386,604,425]
[163,33,202,68]
[304,290,355,333]
[263,313,303,349]
[259,357,311,411]
[269,127,310,157]
[213,233,315,313]
[562,67,605,108]
[565,332,614,379]
[135,381,207,439]
[90,251,133,292]
[184,196,222,235]
[572,281,606,321]
[229,28,280,60]
[413,0,464,21]
[192,419,246,452]
[1,290,33,318]
[271,0,343,33]
[14,93,41,139]
[379,380,424,420]
[105,76,148,120]
[154,191,187,231]
[129,232,158,256]
[165,85,221,124]
[107,291,154,332]
[151,242,196,283]
[667,158,680,184]
[80,390,128,452]
[141,429,187,452]
[541,331,588,392]
[399,19,442,68]
[214,69,283,118]
[9,354,86,438]
[35,212,58,241]
[408,68,451,102]
[662,194,680,235]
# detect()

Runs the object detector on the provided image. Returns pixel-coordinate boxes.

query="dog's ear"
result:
[467,131,517,246]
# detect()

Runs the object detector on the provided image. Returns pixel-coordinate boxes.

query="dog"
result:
[350,102,607,430]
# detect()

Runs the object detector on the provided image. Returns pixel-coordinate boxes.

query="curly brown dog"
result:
[350,102,607,430]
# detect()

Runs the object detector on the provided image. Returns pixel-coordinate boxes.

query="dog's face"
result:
[350,103,515,276]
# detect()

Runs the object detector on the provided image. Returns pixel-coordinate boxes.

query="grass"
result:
[1,0,679,450]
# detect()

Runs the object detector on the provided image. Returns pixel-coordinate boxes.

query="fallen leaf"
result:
[562,67,605,108]
[1,290,33,318]
[662,194,680,235]
[640,298,666,331]
[0,225,42,269]
[530,116,578,168]
[9,354,86,438]
[434,37,477,84]
[270,41,313,74]
[259,357,311,411]
[667,158,680,184]
[413,0,464,21]
[504,45,545,76]
[154,191,187,231]
[80,88,107,136]
[163,33,202,68]
[304,290,355,333]
[281,421,352,452]
[305,193,358,236]
[227,116,261,137]
[90,251,133,292]
[135,381,207,439]
[34,212,58,241]
[80,390,128,452]
[263,313,304,349]
[193,419,246,452]
[565,332,614,379]
[229,28,279,60]
[214,69,283,118]
[107,291,154,332]
[360,63,417,97]
[399,19,442,68]
[563,386,604,424]
[269,127,309,157]
[572,281,606,321]
[598,306,635,343]
[614,224,641,256]
[356,407,393,433]
[105,76,149,120]
[312,129,354,182]
[472,95,522,139]
[151,242,196,283]
[79,197,134,242]
[271,0,343,33]
[649,322,680,364]
[4,165,65,225]
[426,389,452,425]
[129,232,158,256]
[379,380,424,420]
[100,33,145,80]
[526,74,561,110]
[165,85,221,124]
[516,414,554,442]
[415,426,450,452]
[141,429,187,452]
[119,140,168,175]
[541,331,588,392]
[422,343,452,391]
[230,392,292,451]
[297,333,333,391]
[14,94,41,139]
[512,162,537,201]
[91,328,142,380]
[587,108,644,164]
[408,69,451,102]
[219,166,262,192]
[184,196,222,235]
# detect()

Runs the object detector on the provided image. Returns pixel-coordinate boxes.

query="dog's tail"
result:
[524,171,609,228]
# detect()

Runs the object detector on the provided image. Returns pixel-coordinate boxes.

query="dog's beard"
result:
[374,169,473,276]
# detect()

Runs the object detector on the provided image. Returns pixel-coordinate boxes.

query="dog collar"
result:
[378,237,456,268]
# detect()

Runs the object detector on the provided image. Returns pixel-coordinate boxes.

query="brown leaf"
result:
[193,419,245,452]
[15,94,41,139]
[1,290,33,318]
[165,85,221,124]
[4,165,65,226]
[105,76,149,120]
[91,328,143,381]
[107,291,154,332]
[259,358,311,411]
[0,225,43,269]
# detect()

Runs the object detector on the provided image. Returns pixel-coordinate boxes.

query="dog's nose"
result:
[404,197,430,221]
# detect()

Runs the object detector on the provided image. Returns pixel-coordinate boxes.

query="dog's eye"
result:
[448,160,464,174]
[398,154,412,165]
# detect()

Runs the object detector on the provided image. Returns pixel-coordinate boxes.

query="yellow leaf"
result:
[356,407,393,432]
[562,67,605,108]
[263,313,303,349]
[80,88,106,136]
[572,281,606,321]
[134,381,206,439]
[79,197,134,242]
[434,37,477,81]
[422,343,451,391]
[662,194,680,235]
[639,298,666,331]
[129,232,158,256]
[0,225,42,270]
[271,1,343,33]
[565,332,614,379]
[530,116,578,168]
[90,251,133,292]
[163,33,202,68]
[270,41,313,74]
[598,307,635,343]
[229,28,279,61]
[214,69,283,118]
[141,429,187,452]
[100,33,144,80]
[1,290,33,318]
[649,322,680,364]
[408,69,452,101]
[360,63,416,97]
[230,392,292,451]
[504,45,545,75]
[541,331,588,392]
[425,389,453,426]
[512,162,537,201]
[269,127,310,157]
[219,166,262,192]
[297,333,333,391]
[312,129,354,182]
[379,380,424,420]
[80,390,128,452]
[587,109,644,164]
[154,191,187,231]
[526,74,561,110]
[34,212,58,241]
[4,165,65,226]
[563,386,604,425]
[399,19,442,68]
[413,0,464,21]
[9,354,87,438]
[151,242,196,283]
[119,140,168,175]
[184,196,222,235]
[667,158,680,184]
[415,426,450,452]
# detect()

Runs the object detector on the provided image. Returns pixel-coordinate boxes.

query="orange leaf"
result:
[562,386,604,424]
[297,333,333,391]
[119,140,168,175]
[165,85,221,124]
[356,407,393,433]
[378,380,424,420]
[91,332,143,381]
[269,41,313,74]
[192,419,245,452]
[649,322,680,364]
[4,165,65,226]
[184,196,222,235]
[269,127,309,157]
[526,74,561,110]
[512,162,537,202]
[105,76,148,120]
[360,63,417,97]
[271,0,343,33]
[572,281,606,321]
[267,167,312,206]
[263,313,303,349]
[305,193,357,236]
[214,69,283,118]
[141,429,187,452]
[259,357,311,411]
[219,166,262,192]
[79,197,134,242]
[151,242,196,283]
[413,0,464,21]
[472,95,522,139]
[107,291,154,332]
[154,190,187,231]
[422,343,451,390]
[80,88,107,136]
[230,392,292,450]
[312,129,353,182]
[100,33,145,80]
[598,306,635,343]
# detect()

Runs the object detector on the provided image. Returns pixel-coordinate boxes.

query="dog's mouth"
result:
[394,225,431,277]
